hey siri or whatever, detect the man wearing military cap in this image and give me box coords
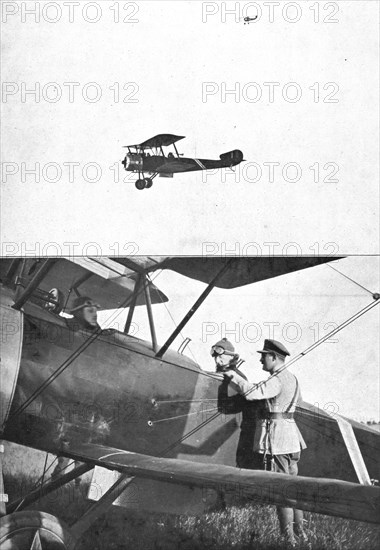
[224,339,307,546]
[257,338,290,357]
[66,296,101,332]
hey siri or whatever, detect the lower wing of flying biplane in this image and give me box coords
[121,133,244,189]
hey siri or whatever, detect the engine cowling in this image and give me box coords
[123,153,143,171]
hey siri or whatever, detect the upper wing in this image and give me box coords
[0,257,169,312]
[115,257,343,289]
[64,442,380,524]
[157,257,343,288]
[125,134,185,149]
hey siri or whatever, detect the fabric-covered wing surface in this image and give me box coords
[115,257,342,289]
[156,257,341,288]
[64,443,380,524]
[124,134,185,149]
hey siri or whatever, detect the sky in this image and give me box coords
[1,0,379,255]
[97,255,380,422]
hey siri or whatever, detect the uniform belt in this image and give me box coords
[260,412,294,420]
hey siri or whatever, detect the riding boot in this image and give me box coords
[294,508,308,541]
[277,506,296,546]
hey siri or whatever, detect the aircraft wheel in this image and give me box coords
[144,178,153,188]
[0,511,76,550]
[135,179,145,190]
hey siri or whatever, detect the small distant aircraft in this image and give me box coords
[121,134,244,189]
[243,15,258,24]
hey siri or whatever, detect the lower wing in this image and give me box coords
[64,442,380,524]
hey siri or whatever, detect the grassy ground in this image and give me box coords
[3,474,380,550]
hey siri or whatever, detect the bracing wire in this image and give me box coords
[156,298,380,454]
[326,262,377,297]
[241,298,379,400]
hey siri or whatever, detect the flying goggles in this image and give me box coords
[70,299,100,313]
[210,345,236,357]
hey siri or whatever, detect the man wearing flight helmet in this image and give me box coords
[66,296,101,332]
[210,337,243,375]
[224,339,307,546]
[213,338,266,471]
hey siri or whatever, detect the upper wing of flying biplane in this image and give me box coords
[124,134,185,150]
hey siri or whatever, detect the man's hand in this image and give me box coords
[223,370,234,379]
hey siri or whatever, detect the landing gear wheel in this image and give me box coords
[0,511,76,550]
[144,178,153,188]
[135,179,145,190]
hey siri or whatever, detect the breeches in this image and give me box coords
[237,451,300,474]
[269,451,301,475]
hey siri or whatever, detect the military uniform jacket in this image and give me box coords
[229,369,306,455]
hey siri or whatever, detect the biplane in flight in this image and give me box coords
[121,134,244,189]
[0,256,379,549]
[243,15,258,24]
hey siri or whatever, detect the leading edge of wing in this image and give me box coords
[125,134,185,149]
[65,443,379,524]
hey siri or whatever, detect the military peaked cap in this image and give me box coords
[257,339,290,357]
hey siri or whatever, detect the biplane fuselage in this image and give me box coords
[122,151,244,175]
[2,286,379,485]
[121,134,244,189]
[3,292,238,467]
[243,16,258,24]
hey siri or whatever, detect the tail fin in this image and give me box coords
[219,149,244,165]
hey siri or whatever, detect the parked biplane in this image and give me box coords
[121,134,244,189]
[0,256,379,549]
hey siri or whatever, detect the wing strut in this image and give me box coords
[335,417,372,485]
[156,259,234,358]
[12,259,55,310]
[7,463,94,514]
[70,474,134,540]
[124,273,143,334]
[144,275,158,352]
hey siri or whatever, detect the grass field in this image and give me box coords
[4,473,380,550]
